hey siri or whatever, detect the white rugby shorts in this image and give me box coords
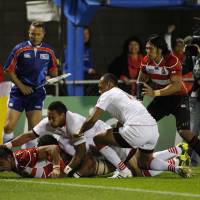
[119,125,159,150]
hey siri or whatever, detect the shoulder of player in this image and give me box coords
[33,117,49,132]
[14,147,37,160]
[164,53,180,68]
[66,111,86,121]
[39,117,49,125]
[98,87,119,102]
[40,43,55,53]
[12,41,30,53]
[141,55,149,66]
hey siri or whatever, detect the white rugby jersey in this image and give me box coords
[96,87,157,126]
[33,111,111,146]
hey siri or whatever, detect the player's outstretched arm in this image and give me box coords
[4,131,37,149]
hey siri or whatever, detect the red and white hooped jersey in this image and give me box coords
[14,147,65,178]
[141,54,187,95]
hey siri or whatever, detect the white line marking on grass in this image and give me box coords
[2,179,200,198]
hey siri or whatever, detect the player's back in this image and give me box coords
[97,87,156,126]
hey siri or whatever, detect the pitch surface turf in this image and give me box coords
[0,167,200,200]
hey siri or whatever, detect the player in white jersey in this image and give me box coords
[78,73,191,178]
[2,101,132,177]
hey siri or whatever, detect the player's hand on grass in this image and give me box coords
[51,166,60,178]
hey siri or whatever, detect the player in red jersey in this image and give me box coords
[0,145,64,178]
[136,35,200,157]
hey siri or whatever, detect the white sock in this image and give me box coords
[171,158,179,166]
[143,151,181,177]
[99,146,129,173]
[142,156,180,177]
[153,146,181,160]
[3,132,14,143]
[150,157,176,172]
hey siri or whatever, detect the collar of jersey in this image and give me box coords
[28,40,43,48]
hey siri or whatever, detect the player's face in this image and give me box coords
[98,78,109,94]
[29,25,45,46]
[48,110,66,128]
[145,41,158,60]
[0,157,13,171]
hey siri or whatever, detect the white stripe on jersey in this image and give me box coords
[145,65,169,75]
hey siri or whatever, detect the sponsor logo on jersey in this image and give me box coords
[40,54,49,60]
[24,53,31,58]
[146,65,155,73]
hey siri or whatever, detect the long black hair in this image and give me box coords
[0,146,13,159]
[147,34,170,56]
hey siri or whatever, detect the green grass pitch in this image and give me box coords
[0,167,200,200]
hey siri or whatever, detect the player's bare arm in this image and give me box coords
[79,107,103,136]
[4,131,37,148]
[142,74,182,97]
[64,142,86,176]
[37,145,61,178]
[6,71,34,95]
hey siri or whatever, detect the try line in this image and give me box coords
[1,179,200,198]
